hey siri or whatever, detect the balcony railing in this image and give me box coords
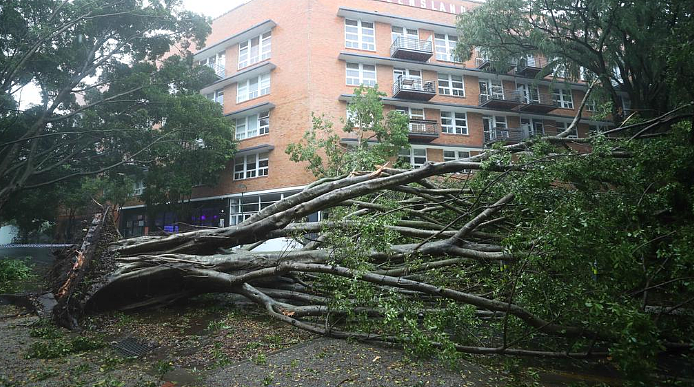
[484,127,546,145]
[479,90,523,109]
[408,119,438,142]
[204,62,226,78]
[390,37,433,61]
[517,92,558,113]
[393,76,436,101]
[515,57,548,78]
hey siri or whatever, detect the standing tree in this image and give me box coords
[286,85,409,177]
[0,0,235,215]
[454,0,694,122]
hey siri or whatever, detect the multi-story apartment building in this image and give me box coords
[119,0,616,237]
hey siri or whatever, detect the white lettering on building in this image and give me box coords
[374,0,467,15]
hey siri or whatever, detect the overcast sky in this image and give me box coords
[181,0,249,18]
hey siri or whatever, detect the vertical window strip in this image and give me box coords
[345,19,375,51]
[552,88,574,109]
[440,111,468,135]
[434,34,458,62]
[233,152,270,180]
[237,74,271,103]
[438,74,464,96]
[236,111,270,140]
[346,63,376,87]
[238,31,272,69]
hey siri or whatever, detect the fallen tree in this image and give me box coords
[48,102,694,385]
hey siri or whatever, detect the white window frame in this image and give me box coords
[238,31,272,69]
[131,180,145,196]
[199,52,226,77]
[233,152,269,180]
[206,90,224,105]
[346,63,376,87]
[438,73,465,97]
[235,111,270,140]
[516,83,541,104]
[440,111,468,135]
[434,33,458,62]
[345,19,375,51]
[557,121,578,138]
[479,79,504,101]
[552,88,574,109]
[395,106,426,133]
[398,147,427,168]
[237,73,271,103]
[443,149,472,173]
[520,118,545,137]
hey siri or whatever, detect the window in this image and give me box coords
[440,111,468,135]
[516,83,540,104]
[391,26,418,49]
[557,122,578,138]
[345,19,375,51]
[395,107,425,132]
[443,149,472,173]
[398,147,427,168]
[238,31,272,69]
[233,152,269,180]
[585,97,597,112]
[237,73,271,103]
[235,111,270,140]
[206,90,224,105]
[479,79,504,101]
[589,124,606,136]
[483,115,508,141]
[438,74,464,96]
[552,88,574,109]
[520,118,544,137]
[443,150,471,161]
[131,180,145,196]
[434,34,458,62]
[346,63,376,86]
[198,52,226,77]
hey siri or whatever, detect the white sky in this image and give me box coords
[180,0,250,18]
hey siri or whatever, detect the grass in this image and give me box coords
[0,258,33,293]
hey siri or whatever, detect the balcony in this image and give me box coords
[408,119,438,142]
[484,127,544,145]
[393,76,436,101]
[390,37,434,62]
[475,57,491,70]
[204,62,226,78]
[517,93,558,113]
[515,57,548,78]
[479,90,523,110]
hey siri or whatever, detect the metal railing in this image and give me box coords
[390,36,433,56]
[479,90,523,105]
[516,57,548,74]
[520,92,556,106]
[393,76,436,97]
[408,119,438,136]
[484,127,545,144]
[204,62,226,78]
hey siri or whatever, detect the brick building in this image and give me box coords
[119,0,616,237]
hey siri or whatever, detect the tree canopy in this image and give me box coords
[455,0,694,122]
[286,85,409,177]
[0,0,236,222]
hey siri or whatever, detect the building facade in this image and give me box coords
[119,0,615,237]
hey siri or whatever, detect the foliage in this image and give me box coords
[0,258,33,292]
[286,85,409,177]
[455,0,694,120]
[0,0,236,222]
